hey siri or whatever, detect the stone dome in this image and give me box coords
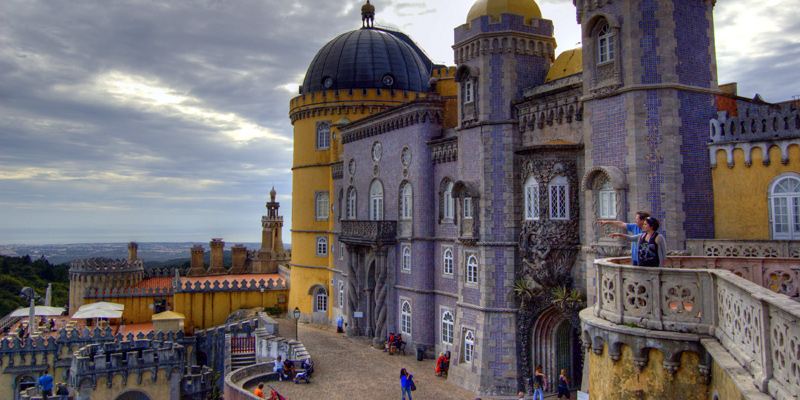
[301,28,434,94]
[466,0,542,24]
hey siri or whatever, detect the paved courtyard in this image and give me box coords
[247,320,477,400]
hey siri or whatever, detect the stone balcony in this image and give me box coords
[339,220,397,246]
[583,256,800,399]
[687,239,800,259]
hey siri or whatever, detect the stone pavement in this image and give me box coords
[246,320,476,400]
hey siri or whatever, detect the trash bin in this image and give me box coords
[416,346,425,361]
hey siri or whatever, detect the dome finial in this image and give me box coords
[361,0,375,28]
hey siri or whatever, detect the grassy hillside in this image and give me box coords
[0,255,69,317]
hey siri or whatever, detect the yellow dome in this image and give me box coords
[466,0,542,24]
[545,48,582,82]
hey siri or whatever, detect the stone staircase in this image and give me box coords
[230,351,256,370]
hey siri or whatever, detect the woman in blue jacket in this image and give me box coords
[400,368,414,400]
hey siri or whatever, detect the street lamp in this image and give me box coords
[292,307,301,341]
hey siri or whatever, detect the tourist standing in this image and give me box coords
[557,369,570,399]
[273,356,285,381]
[599,211,650,265]
[532,365,546,400]
[400,368,414,400]
[610,217,666,267]
[38,372,53,400]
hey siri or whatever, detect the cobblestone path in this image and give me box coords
[246,321,477,400]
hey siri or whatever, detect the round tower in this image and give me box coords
[68,257,144,314]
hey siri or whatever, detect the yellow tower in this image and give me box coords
[288,1,453,319]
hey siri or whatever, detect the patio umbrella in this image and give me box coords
[78,302,124,311]
[9,306,66,318]
[71,309,123,319]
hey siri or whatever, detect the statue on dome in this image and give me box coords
[361,0,375,28]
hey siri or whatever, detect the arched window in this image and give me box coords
[442,310,454,345]
[770,174,800,239]
[443,181,455,220]
[402,246,411,271]
[597,22,615,63]
[314,287,328,312]
[443,248,454,275]
[316,122,330,149]
[464,80,474,104]
[338,281,345,308]
[463,329,475,363]
[316,237,328,256]
[524,176,540,220]
[346,187,357,220]
[466,255,478,284]
[315,191,329,220]
[598,180,617,219]
[400,182,413,220]
[549,176,569,220]
[400,300,412,335]
[370,180,384,221]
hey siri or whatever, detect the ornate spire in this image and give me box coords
[361,0,375,28]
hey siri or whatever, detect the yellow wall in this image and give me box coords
[708,358,745,400]
[0,353,71,397]
[173,290,287,330]
[713,144,800,239]
[85,296,166,324]
[588,344,708,400]
[85,369,173,400]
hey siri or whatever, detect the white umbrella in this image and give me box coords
[71,308,123,319]
[78,302,124,312]
[9,306,65,318]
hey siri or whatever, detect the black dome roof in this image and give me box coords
[301,28,435,94]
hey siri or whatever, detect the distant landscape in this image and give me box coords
[0,242,290,265]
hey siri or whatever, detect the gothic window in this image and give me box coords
[525,176,540,220]
[400,300,412,335]
[597,22,615,64]
[464,80,474,104]
[370,180,384,221]
[549,176,569,220]
[402,246,411,271]
[338,281,344,308]
[770,174,800,239]
[400,182,413,220]
[315,191,329,220]
[463,197,473,219]
[314,287,328,312]
[316,237,328,256]
[443,248,454,275]
[443,181,455,220]
[316,122,331,150]
[598,180,617,219]
[347,187,357,220]
[466,255,478,284]
[442,310,454,345]
[463,329,475,363]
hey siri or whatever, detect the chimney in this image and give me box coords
[188,245,205,276]
[208,238,226,274]
[230,245,247,274]
[128,242,139,261]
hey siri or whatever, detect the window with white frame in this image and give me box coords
[463,329,475,363]
[315,192,329,220]
[443,248,454,275]
[770,174,800,240]
[316,237,328,256]
[463,197,473,219]
[316,122,331,150]
[402,246,411,271]
[400,182,412,220]
[370,180,384,221]
[338,281,344,308]
[400,300,412,335]
[441,310,454,345]
[549,176,569,220]
[598,22,615,64]
[314,287,328,312]
[464,80,474,104]
[346,187,357,220]
[524,176,540,220]
[466,255,478,284]
[598,180,617,219]
[443,181,455,220]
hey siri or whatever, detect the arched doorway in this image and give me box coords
[531,307,580,392]
[17,375,35,399]
[115,389,152,400]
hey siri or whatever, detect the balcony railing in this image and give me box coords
[591,256,800,398]
[340,220,397,246]
[686,239,800,259]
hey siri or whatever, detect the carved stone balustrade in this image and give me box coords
[340,220,397,246]
[587,256,800,398]
[687,239,800,259]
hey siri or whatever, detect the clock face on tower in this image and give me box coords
[372,142,382,162]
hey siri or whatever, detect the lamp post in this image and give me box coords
[292,307,301,341]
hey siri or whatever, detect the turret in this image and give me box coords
[127,241,138,261]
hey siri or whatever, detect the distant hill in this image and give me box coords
[0,242,291,264]
[0,255,69,317]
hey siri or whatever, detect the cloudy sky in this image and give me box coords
[0,0,797,244]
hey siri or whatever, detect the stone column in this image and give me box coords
[208,238,226,275]
[345,245,360,336]
[188,245,206,276]
[373,246,388,347]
